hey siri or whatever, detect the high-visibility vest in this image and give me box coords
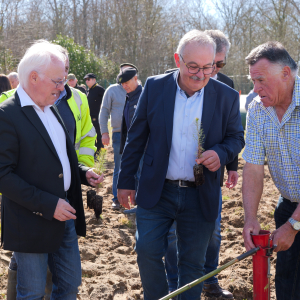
[0,88,96,167]
[69,87,96,167]
[0,89,16,103]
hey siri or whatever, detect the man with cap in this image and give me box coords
[84,73,105,153]
[99,63,138,210]
[67,73,86,94]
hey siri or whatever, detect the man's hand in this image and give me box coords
[53,198,76,221]
[243,218,261,251]
[102,133,110,146]
[225,170,239,189]
[117,189,136,209]
[86,169,104,186]
[270,222,298,252]
[195,150,220,172]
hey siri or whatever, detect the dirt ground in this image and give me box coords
[0,146,279,299]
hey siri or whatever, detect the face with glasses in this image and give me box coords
[174,42,215,96]
[29,59,66,110]
[211,51,227,77]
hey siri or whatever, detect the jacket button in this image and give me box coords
[58,173,63,178]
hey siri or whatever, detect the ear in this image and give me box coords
[282,66,291,81]
[29,71,39,85]
[174,53,180,68]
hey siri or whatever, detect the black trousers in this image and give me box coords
[92,118,103,152]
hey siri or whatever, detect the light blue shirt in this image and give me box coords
[166,71,204,181]
[55,88,67,105]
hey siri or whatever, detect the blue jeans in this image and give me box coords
[165,222,178,292]
[274,196,300,300]
[165,188,222,288]
[135,182,215,300]
[14,219,81,300]
[112,132,122,202]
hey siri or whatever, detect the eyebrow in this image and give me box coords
[187,60,214,67]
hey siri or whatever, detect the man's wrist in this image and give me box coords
[102,132,109,136]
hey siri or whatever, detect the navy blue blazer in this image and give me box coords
[117,71,245,221]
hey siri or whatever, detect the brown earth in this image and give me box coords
[0,147,279,299]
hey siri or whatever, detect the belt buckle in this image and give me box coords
[178,180,187,188]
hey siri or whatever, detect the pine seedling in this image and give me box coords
[194,118,205,159]
[94,148,107,190]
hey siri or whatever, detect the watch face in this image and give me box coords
[294,222,300,230]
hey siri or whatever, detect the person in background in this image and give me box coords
[99,63,138,210]
[0,74,12,95]
[7,72,19,89]
[245,89,258,111]
[242,41,300,300]
[67,73,86,94]
[84,73,105,154]
[0,74,16,103]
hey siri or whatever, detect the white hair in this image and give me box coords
[18,41,66,89]
[7,72,19,81]
[176,29,216,57]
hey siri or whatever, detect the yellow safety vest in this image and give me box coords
[0,89,16,104]
[69,87,96,167]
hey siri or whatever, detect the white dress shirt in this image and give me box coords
[17,86,71,191]
[166,71,204,181]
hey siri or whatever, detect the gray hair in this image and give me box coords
[246,41,298,77]
[205,30,231,55]
[18,41,66,89]
[176,29,216,57]
[7,72,19,81]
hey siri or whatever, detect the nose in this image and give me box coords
[57,82,65,92]
[253,82,261,94]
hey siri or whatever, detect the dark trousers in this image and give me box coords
[274,196,300,300]
[92,118,103,152]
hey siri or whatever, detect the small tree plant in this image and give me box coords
[193,118,205,186]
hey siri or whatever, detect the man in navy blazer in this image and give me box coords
[118,30,244,300]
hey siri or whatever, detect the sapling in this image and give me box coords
[193,118,205,186]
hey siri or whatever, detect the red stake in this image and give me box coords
[251,230,274,300]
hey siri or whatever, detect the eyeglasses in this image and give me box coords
[43,74,68,89]
[50,78,68,89]
[85,78,92,81]
[180,54,215,75]
[215,60,226,68]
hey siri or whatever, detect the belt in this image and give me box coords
[165,179,196,188]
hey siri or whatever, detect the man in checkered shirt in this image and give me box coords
[242,41,300,300]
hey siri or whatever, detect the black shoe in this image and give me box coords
[203,283,234,299]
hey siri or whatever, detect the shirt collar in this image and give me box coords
[212,74,218,80]
[17,85,50,112]
[175,69,204,98]
[55,88,67,105]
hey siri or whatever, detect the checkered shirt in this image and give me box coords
[243,76,300,202]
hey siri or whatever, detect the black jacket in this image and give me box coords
[216,73,239,186]
[120,85,143,154]
[74,84,87,95]
[87,83,105,118]
[0,92,89,253]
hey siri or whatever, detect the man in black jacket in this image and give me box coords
[84,73,105,153]
[0,42,103,299]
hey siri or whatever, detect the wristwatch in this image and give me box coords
[288,218,300,230]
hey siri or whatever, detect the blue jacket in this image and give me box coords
[117,71,244,221]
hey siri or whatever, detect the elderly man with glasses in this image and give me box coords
[164,29,238,299]
[117,29,244,300]
[0,41,103,299]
